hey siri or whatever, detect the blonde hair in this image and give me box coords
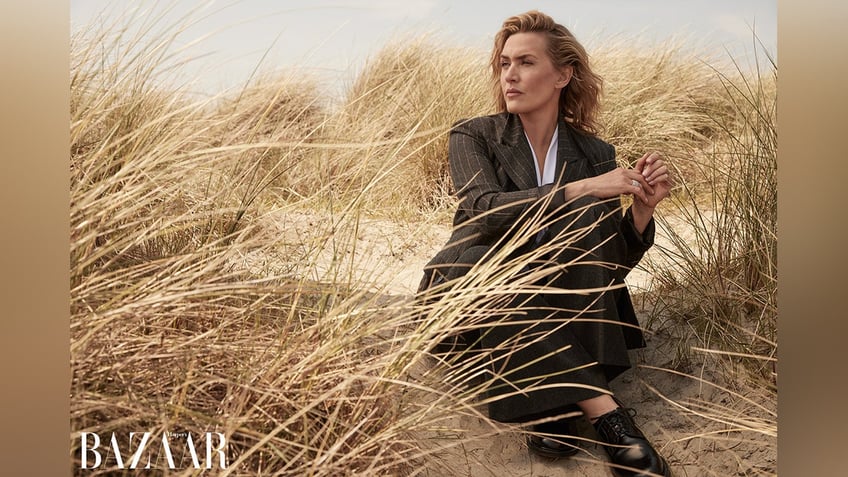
[491,10,603,135]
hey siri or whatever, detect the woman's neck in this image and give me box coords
[519,109,559,160]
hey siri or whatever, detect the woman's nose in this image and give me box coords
[503,64,517,82]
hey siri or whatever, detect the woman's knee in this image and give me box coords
[548,198,625,262]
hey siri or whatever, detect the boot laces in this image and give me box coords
[597,407,641,444]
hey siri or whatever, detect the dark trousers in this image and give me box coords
[433,197,638,423]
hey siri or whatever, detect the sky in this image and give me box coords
[70,0,777,97]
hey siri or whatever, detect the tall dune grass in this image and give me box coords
[314,37,493,218]
[209,73,329,204]
[639,44,777,474]
[593,39,734,180]
[69,15,533,475]
[70,5,776,475]
[645,48,777,383]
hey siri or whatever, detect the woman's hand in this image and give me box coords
[563,151,672,207]
[632,151,671,209]
[629,151,672,233]
[562,151,672,234]
[565,165,654,203]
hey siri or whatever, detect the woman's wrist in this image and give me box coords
[563,179,589,202]
[630,201,655,235]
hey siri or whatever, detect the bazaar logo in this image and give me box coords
[78,431,228,470]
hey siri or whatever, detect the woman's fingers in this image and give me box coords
[634,152,651,173]
[641,153,672,186]
[644,166,668,185]
[652,173,669,185]
[597,166,666,201]
[645,151,663,164]
[626,170,653,201]
[625,151,673,206]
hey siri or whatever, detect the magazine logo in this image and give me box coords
[79,431,228,470]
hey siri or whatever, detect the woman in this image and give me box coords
[418,10,673,477]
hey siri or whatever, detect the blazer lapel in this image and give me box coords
[489,114,538,190]
[556,121,589,185]
[488,114,591,190]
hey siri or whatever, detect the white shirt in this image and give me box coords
[524,125,558,186]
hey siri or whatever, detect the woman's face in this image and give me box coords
[499,32,571,118]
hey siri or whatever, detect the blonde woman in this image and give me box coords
[419,10,672,477]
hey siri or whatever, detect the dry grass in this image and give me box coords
[209,73,329,202]
[70,5,776,475]
[305,36,494,219]
[589,39,748,198]
[639,44,777,474]
[69,15,504,475]
[645,48,777,382]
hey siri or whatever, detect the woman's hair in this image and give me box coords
[491,10,603,136]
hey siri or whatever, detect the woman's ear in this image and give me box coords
[557,65,574,88]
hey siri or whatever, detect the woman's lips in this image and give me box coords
[505,88,522,97]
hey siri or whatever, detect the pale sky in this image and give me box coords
[70,0,777,97]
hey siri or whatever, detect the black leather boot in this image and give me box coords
[593,407,671,477]
[527,415,580,459]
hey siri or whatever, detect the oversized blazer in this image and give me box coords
[418,112,654,350]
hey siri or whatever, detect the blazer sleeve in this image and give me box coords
[620,206,655,271]
[584,136,655,273]
[449,123,565,238]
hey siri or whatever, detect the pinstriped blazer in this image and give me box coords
[418,112,654,293]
